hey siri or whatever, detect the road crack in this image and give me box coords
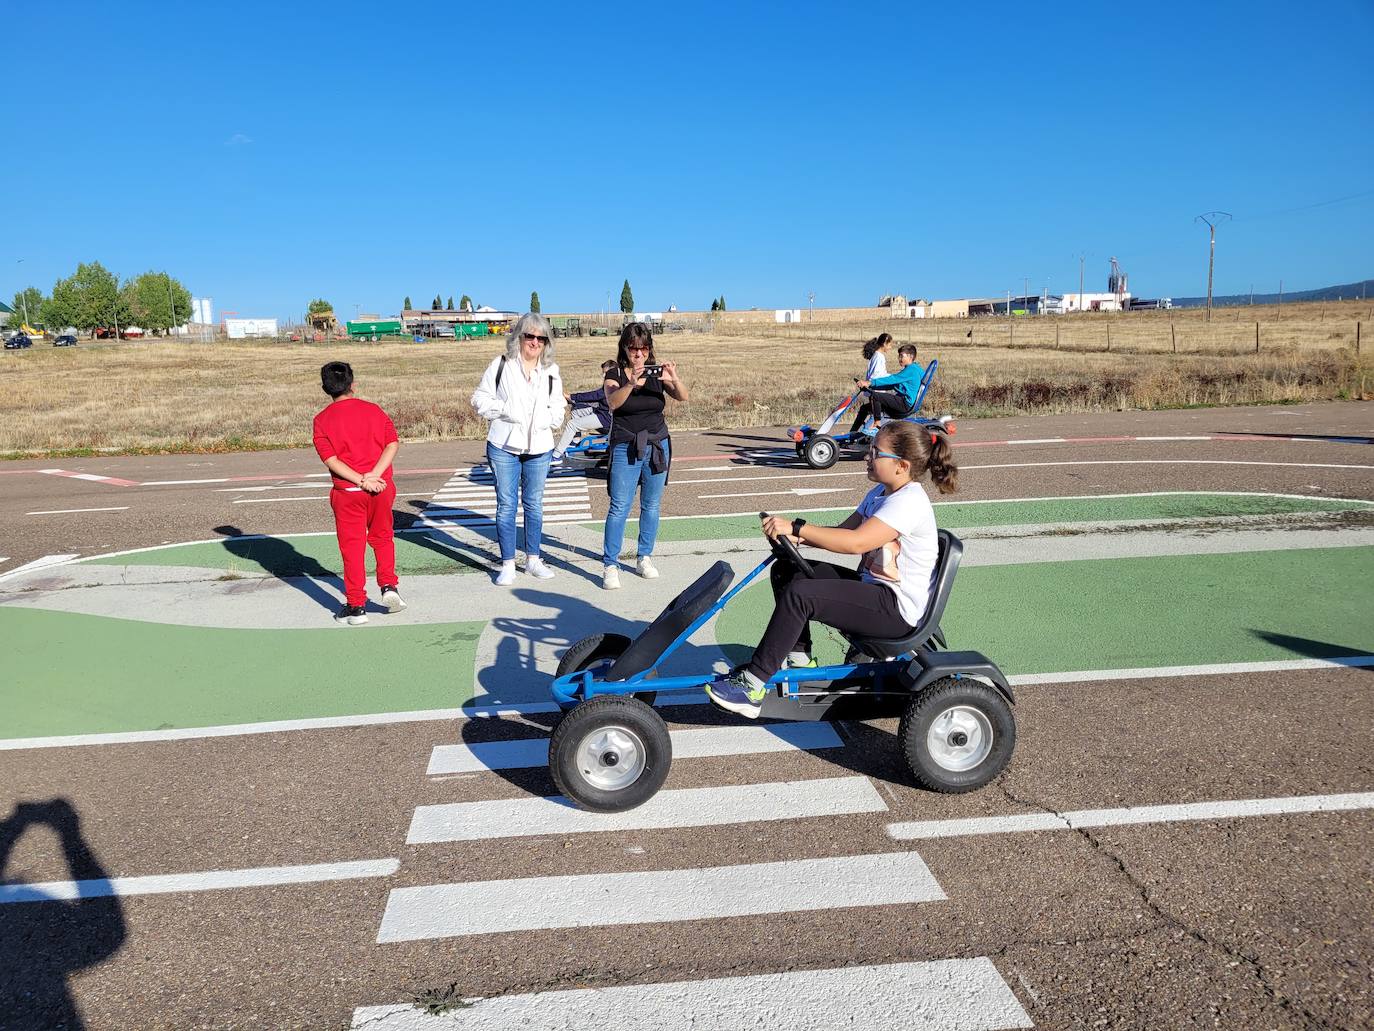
[995,781,1339,1029]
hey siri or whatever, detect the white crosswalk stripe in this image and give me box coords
[416,463,593,528]
[407,775,887,843]
[377,850,945,942]
[350,958,1033,1030]
[426,721,842,774]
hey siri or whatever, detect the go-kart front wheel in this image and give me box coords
[802,433,839,469]
[898,678,1015,793]
[549,695,672,812]
[556,633,655,708]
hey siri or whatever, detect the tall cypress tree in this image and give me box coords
[619,279,634,314]
[403,295,412,311]
[530,291,541,313]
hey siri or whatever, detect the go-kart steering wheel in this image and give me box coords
[760,512,815,578]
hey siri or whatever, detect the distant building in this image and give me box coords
[0,301,13,328]
[224,317,279,338]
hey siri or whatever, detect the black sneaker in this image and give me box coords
[334,604,368,626]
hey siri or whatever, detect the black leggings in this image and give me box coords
[746,559,914,680]
[847,388,910,434]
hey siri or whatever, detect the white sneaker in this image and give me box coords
[602,565,621,590]
[494,560,516,586]
[636,555,659,579]
[380,586,407,612]
[526,556,555,579]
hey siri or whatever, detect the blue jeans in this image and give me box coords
[602,440,669,567]
[486,442,551,562]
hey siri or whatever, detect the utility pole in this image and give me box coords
[808,291,815,322]
[1078,253,1085,313]
[1194,211,1231,323]
[1022,276,1029,313]
[1278,279,1283,307]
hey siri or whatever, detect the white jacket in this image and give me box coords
[471,355,566,454]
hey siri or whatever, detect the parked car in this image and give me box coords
[4,333,33,349]
[53,333,78,347]
[123,326,146,338]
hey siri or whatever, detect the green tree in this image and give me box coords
[447,296,455,310]
[459,294,473,312]
[307,298,333,315]
[530,291,541,313]
[709,298,719,312]
[718,295,726,312]
[403,295,412,311]
[10,286,46,328]
[432,295,442,310]
[620,279,634,314]
[125,272,194,333]
[42,262,128,334]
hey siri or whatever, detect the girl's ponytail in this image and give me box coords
[861,336,880,360]
[927,430,959,494]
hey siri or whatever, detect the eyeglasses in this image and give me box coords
[522,333,549,344]
[867,446,902,462]
[626,345,650,353]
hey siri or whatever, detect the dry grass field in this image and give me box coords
[1,300,1369,457]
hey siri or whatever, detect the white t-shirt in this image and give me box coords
[864,351,888,381]
[855,481,939,626]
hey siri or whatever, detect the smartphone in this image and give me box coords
[643,364,664,378]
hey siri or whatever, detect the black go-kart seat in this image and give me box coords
[605,561,735,680]
[846,530,962,659]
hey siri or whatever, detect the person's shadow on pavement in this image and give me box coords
[0,798,127,1031]
[212,524,341,613]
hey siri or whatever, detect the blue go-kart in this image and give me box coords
[548,522,1016,812]
[560,431,610,471]
[787,359,954,470]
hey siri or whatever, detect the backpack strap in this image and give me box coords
[494,356,506,392]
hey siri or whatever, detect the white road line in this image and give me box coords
[426,723,843,774]
[141,478,232,485]
[349,957,1032,1030]
[0,858,398,904]
[214,483,328,493]
[231,496,330,504]
[376,850,942,942]
[0,553,82,582]
[887,790,1374,841]
[1008,437,1066,444]
[410,513,591,528]
[408,775,886,843]
[8,656,1373,751]
[419,503,591,515]
[26,507,129,515]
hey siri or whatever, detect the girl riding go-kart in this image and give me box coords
[708,419,957,718]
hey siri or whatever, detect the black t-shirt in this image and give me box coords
[607,366,667,444]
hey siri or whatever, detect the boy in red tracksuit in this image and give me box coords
[312,361,405,625]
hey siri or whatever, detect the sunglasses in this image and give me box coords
[626,345,650,353]
[522,333,549,344]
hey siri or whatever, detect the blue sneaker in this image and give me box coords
[706,670,767,719]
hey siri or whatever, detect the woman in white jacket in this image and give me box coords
[470,313,566,585]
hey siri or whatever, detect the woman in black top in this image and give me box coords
[600,322,689,590]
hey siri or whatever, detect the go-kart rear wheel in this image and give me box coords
[549,695,672,812]
[802,434,839,469]
[898,678,1015,793]
[556,633,655,709]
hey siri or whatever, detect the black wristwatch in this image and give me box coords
[792,517,807,539]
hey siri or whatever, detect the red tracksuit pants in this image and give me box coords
[330,483,397,607]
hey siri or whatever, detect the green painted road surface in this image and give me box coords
[85,530,489,577]
[589,492,1373,544]
[4,493,1371,743]
[1,609,482,738]
[716,546,1374,673]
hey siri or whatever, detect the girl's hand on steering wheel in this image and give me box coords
[761,514,793,540]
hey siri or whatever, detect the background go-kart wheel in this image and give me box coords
[556,633,655,708]
[802,434,838,469]
[549,696,672,812]
[898,678,1015,793]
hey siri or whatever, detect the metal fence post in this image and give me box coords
[1171,321,1176,353]
[1255,321,1260,354]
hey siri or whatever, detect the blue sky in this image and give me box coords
[5,0,1371,320]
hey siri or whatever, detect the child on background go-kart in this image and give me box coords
[553,358,618,464]
[845,333,894,434]
[708,419,958,719]
[853,343,924,428]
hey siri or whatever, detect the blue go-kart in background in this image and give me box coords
[547,522,1016,812]
[787,359,955,469]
